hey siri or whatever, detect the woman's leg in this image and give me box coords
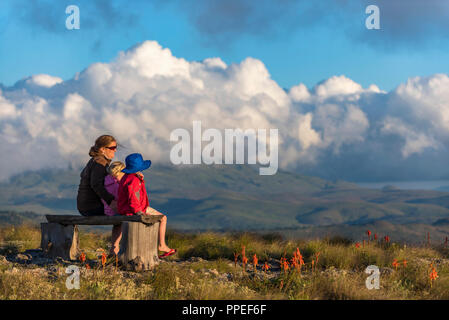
[145,207,172,252]
[110,224,122,255]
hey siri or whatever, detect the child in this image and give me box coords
[102,161,125,255]
[117,153,176,258]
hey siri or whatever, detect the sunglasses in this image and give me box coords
[105,145,117,151]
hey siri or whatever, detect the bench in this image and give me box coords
[41,214,163,271]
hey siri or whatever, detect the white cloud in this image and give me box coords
[0,40,448,182]
[314,75,362,97]
[0,94,18,119]
[391,74,449,135]
[25,74,63,88]
[381,116,439,157]
[289,83,311,102]
[297,113,321,150]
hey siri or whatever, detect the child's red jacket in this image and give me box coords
[117,173,149,216]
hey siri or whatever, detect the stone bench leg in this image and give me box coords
[119,221,160,271]
[40,223,79,260]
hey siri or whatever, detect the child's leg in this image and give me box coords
[146,207,172,252]
[111,224,122,255]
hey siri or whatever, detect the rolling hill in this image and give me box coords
[0,164,449,244]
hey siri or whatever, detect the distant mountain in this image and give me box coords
[1,164,449,243]
[434,185,449,192]
[0,210,45,226]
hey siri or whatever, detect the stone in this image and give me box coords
[209,269,219,276]
[188,257,204,262]
[15,253,31,261]
[380,267,394,276]
[0,255,8,265]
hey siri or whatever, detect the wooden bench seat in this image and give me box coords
[45,214,162,225]
[41,214,163,271]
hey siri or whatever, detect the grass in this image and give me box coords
[0,224,41,255]
[0,225,448,299]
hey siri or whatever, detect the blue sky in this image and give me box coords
[1,0,449,91]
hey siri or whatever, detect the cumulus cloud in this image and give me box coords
[381,116,439,158]
[1,40,449,182]
[24,74,63,88]
[0,94,18,119]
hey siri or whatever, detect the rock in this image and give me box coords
[126,256,145,272]
[32,257,54,266]
[218,273,231,281]
[24,249,44,256]
[15,253,32,262]
[253,273,266,281]
[322,266,348,277]
[209,269,219,276]
[28,268,48,276]
[48,266,59,273]
[188,257,204,262]
[0,255,8,265]
[24,249,46,261]
[380,267,394,276]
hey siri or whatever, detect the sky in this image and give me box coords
[1,0,449,183]
[2,0,449,91]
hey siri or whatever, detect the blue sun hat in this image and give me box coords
[122,153,151,174]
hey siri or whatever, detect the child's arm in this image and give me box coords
[126,181,145,215]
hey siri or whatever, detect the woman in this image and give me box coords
[77,135,118,216]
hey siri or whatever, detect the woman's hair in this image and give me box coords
[89,135,116,157]
[108,161,125,177]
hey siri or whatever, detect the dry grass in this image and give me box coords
[0,226,448,300]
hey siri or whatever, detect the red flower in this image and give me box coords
[252,254,258,271]
[262,262,270,272]
[101,252,107,268]
[79,252,86,264]
[429,267,438,281]
[392,259,399,270]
